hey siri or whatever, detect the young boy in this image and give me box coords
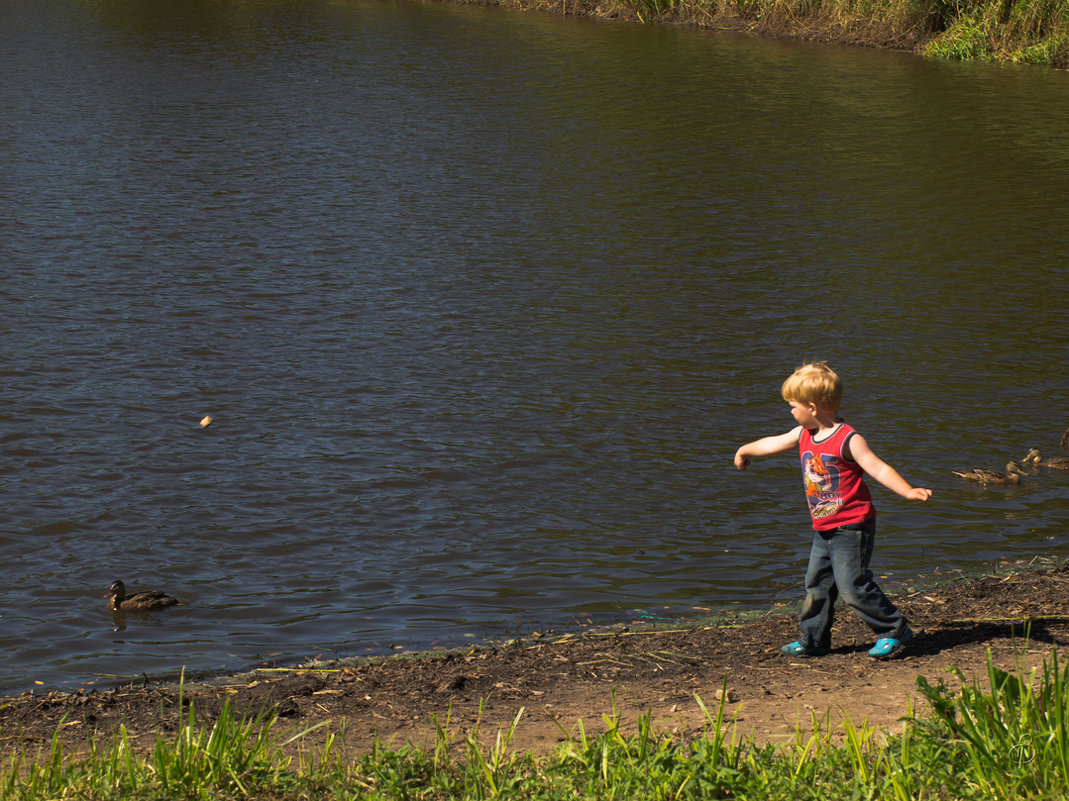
[733,362,932,659]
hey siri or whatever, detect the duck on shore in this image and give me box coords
[1022,448,1069,470]
[952,462,1028,485]
[107,580,181,612]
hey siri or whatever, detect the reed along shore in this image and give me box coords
[448,0,1069,67]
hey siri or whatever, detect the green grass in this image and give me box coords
[8,652,1069,800]
[921,0,1069,63]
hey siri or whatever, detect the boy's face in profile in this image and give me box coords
[788,399,820,429]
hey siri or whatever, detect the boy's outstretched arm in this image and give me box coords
[734,427,802,471]
[847,434,933,501]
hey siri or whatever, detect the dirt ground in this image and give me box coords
[4,563,1069,760]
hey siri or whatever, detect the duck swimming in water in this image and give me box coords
[952,462,1028,485]
[1022,448,1069,470]
[107,580,181,612]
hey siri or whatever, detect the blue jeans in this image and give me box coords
[798,518,908,649]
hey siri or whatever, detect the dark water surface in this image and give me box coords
[2,0,1067,693]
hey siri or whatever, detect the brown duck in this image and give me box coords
[1022,448,1069,470]
[952,462,1027,485]
[107,580,181,612]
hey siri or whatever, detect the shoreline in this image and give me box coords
[1,558,998,701]
[5,557,1069,758]
[439,0,1069,68]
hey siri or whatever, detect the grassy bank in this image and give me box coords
[7,649,1069,800]
[468,0,1069,67]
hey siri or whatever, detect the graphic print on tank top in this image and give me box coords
[802,452,843,520]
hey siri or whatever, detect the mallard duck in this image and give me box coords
[107,580,181,612]
[1061,427,1069,451]
[1022,448,1069,470]
[952,462,1027,485]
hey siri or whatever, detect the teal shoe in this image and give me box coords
[781,641,831,657]
[868,628,914,659]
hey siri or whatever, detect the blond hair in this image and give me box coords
[781,362,842,410]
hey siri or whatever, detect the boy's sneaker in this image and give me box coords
[781,640,831,657]
[868,628,914,660]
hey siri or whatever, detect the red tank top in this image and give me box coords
[799,423,875,530]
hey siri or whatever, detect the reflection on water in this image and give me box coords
[1,0,1067,694]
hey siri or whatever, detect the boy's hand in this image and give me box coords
[906,487,933,501]
[734,450,750,471]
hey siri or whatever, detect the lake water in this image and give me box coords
[2,0,1067,695]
